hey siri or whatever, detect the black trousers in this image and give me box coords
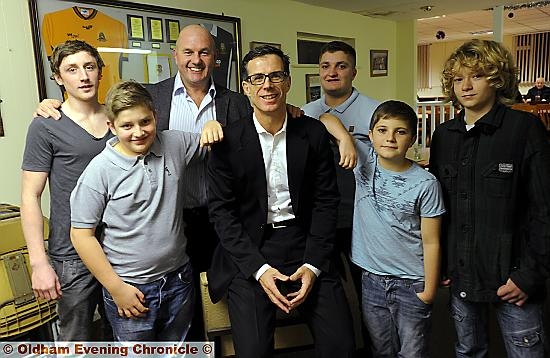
[226,225,355,358]
[182,206,219,341]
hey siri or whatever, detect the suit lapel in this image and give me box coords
[215,85,229,126]
[237,118,269,216]
[286,119,308,214]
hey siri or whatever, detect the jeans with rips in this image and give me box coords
[362,270,433,358]
[103,262,194,342]
[450,293,545,358]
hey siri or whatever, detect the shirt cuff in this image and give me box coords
[254,263,271,281]
[303,263,321,277]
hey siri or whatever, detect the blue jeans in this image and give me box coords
[52,258,110,341]
[362,270,432,358]
[103,262,194,342]
[450,294,545,358]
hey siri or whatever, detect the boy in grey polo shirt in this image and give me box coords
[70,81,222,341]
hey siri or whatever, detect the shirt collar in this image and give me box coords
[173,75,217,99]
[450,102,504,133]
[252,113,288,135]
[320,88,360,114]
[105,135,163,171]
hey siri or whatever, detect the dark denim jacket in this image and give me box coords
[430,103,550,302]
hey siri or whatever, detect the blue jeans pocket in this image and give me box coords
[409,281,432,307]
[509,330,541,348]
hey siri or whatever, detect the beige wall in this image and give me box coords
[421,35,515,97]
[0,0,416,211]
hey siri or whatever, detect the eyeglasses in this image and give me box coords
[246,71,288,85]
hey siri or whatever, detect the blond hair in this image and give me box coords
[441,39,519,108]
[104,80,155,121]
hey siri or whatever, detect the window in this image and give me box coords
[514,32,550,84]
[417,44,430,89]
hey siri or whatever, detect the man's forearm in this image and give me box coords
[21,195,49,266]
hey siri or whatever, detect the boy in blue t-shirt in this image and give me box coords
[70,80,222,342]
[321,100,445,357]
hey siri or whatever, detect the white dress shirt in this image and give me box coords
[251,113,320,280]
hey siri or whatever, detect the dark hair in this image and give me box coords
[49,40,104,80]
[370,100,418,138]
[241,45,290,79]
[441,39,519,107]
[319,41,356,68]
[104,80,155,121]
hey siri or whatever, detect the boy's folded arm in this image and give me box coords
[319,113,357,169]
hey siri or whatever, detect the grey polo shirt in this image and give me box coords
[70,131,202,284]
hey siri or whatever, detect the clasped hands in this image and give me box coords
[258,266,316,314]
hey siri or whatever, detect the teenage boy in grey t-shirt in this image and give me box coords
[21,40,112,341]
[70,81,223,341]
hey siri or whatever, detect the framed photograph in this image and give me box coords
[127,15,144,41]
[370,49,388,77]
[28,0,243,103]
[250,41,281,50]
[166,19,180,43]
[305,74,322,103]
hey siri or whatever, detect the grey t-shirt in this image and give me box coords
[21,112,112,260]
[350,139,445,279]
[70,131,202,284]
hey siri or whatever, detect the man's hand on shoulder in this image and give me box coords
[33,99,62,119]
[258,267,291,313]
[286,104,304,119]
[287,265,316,309]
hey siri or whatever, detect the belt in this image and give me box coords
[266,218,298,229]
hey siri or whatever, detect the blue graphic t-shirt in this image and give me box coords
[350,138,445,279]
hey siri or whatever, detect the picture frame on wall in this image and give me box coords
[305,74,322,103]
[250,41,281,50]
[370,49,388,77]
[147,17,164,42]
[127,15,145,41]
[166,19,180,43]
[28,0,243,103]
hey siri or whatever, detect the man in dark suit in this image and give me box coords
[207,45,355,358]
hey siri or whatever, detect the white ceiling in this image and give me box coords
[292,0,550,43]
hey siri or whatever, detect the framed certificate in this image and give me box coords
[166,19,180,43]
[127,15,144,40]
[147,17,164,42]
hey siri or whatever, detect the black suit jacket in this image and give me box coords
[144,76,251,130]
[206,114,339,303]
